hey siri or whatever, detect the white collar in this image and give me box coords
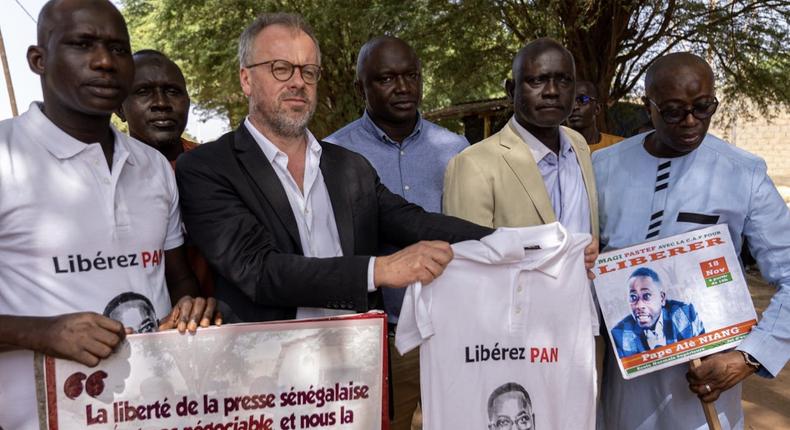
[244,117,321,163]
[20,102,135,165]
[509,116,573,161]
[454,222,572,278]
[644,312,666,339]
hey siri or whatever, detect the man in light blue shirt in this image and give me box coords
[325,36,468,429]
[325,36,468,322]
[594,52,789,429]
[325,36,467,214]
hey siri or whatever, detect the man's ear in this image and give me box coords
[641,96,652,117]
[239,67,252,97]
[354,79,365,101]
[27,45,46,76]
[505,79,515,101]
[116,105,127,122]
[660,291,666,305]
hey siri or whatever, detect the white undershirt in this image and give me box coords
[644,312,667,350]
[244,119,375,319]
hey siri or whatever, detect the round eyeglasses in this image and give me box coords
[245,59,322,85]
[646,97,719,124]
[491,414,532,430]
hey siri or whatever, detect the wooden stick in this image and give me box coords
[690,358,722,430]
[0,25,18,117]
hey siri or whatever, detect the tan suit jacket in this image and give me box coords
[443,122,598,236]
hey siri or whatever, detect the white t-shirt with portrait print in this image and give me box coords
[396,223,597,430]
[0,103,182,430]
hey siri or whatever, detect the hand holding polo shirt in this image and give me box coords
[175,121,491,323]
[325,110,468,322]
[396,223,597,429]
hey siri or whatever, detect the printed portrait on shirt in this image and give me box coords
[487,382,535,430]
[611,267,705,358]
[103,292,158,333]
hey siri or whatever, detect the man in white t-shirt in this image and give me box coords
[0,1,216,429]
[396,223,596,429]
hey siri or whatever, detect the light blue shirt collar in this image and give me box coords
[509,116,574,162]
[360,109,423,145]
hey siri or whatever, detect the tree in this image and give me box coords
[418,0,789,128]
[122,0,789,135]
[122,0,428,138]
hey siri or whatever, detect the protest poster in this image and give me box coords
[35,312,388,430]
[593,225,757,379]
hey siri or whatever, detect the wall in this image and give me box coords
[709,108,790,202]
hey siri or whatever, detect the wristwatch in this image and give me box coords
[740,350,761,370]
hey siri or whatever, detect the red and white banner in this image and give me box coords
[36,312,388,430]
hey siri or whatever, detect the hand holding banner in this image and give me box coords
[36,312,388,430]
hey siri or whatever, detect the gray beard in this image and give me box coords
[265,108,312,138]
[256,90,316,139]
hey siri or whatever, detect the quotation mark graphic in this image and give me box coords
[64,370,108,399]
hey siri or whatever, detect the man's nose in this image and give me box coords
[151,89,171,110]
[679,110,698,127]
[542,79,560,97]
[394,75,409,93]
[90,44,116,71]
[288,67,308,88]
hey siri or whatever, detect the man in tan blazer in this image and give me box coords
[444,38,598,259]
[444,38,603,398]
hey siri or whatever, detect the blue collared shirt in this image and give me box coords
[325,110,468,214]
[509,117,592,235]
[594,132,790,430]
[325,111,468,321]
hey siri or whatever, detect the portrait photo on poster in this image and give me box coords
[593,225,757,379]
[611,266,706,358]
[103,292,158,334]
[487,382,535,430]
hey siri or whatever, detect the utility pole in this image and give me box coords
[0,25,19,117]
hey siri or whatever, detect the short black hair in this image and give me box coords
[512,37,575,79]
[355,36,419,81]
[133,49,168,59]
[629,267,661,284]
[487,382,532,420]
[575,80,599,98]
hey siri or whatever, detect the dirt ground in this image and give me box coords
[742,270,790,429]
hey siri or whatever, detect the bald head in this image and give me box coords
[512,37,575,79]
[132,50,185,80]
[642,52,717,157]
[38,0,126,46]
[121,49,190,157]
[354,36,422,135]
[356,36,419,80]
[645,52,714,98]
[507,37,576,138]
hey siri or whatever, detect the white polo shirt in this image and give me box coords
[396,223,596,430]
[0,103,183,430]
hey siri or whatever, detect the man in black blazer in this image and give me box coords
[176,12,491,323]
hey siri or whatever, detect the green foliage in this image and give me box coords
[122,0,436,137]
[122,0,790,136]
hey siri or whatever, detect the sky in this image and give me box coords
[0,0,229,142]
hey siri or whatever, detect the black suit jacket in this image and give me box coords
[176,124,491,323]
